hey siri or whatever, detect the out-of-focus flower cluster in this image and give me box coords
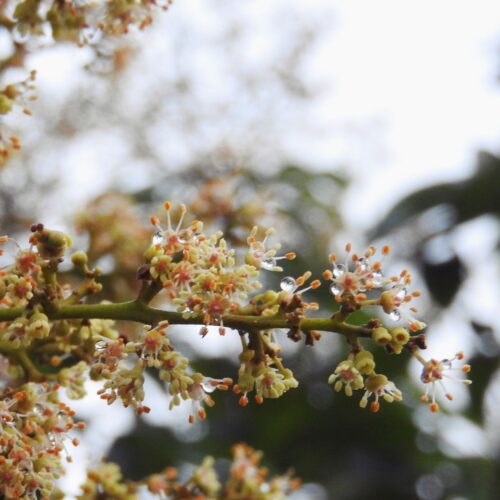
[0,71,36,166]
[1,0,174,44]
[0,1,173,168]
[0,382,84,499]
[74,193,151,301]
[78,443,300,499]
[189,172,270,246]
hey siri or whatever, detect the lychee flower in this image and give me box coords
[134,321,171,368]
[254,366,298,401]
[328,360,364,396]
[150,201,202,254]
[359,374,403,412]
[379,270,426,332]
[324,243,390,298]
[415,351,472,412]
[245,226,295,272]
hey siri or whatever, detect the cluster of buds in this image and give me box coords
[0,383,84,499]
[234,331,298,406]
[328,350,402,412]
[92,321,232,422]
[79,443,299,499]
[328,345,472,414]
[249,271,321,324]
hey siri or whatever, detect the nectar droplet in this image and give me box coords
[329,282,342,296]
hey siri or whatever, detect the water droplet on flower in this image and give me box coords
[357,258,369,272]
[371,270,384,286]
[394,287,407,300]
[442,359,452,369]
[389,309,401,321]
[152,231,164,245]
[80,26,102,45]
[280,277,297,293]
[201,382,217,393]
[12,25,29,44]
[329,282,342,296]
[177,236,188,244]
[333,264,345,278]
[260,258,276,271]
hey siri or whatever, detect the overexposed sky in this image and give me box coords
[23,0,500,233]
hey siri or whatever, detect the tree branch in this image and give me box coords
[0,301,372,338]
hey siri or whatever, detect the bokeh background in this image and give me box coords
[1,0,500,498]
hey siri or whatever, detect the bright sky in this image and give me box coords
[22,0,500,235]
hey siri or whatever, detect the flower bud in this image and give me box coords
[35,229,72,258]
[354,350,375,374]
[380,291,395,314]
[390,327,410,345]
[372,327,392,345]
[71,250,88,268]
[364,373,389,393]
[0,94,13,115]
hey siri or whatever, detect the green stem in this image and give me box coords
[13,349,45,382]
[136,281,162,304]
[0,300,372,338]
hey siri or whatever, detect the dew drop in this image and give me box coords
[201,382,217,394]
[371,270,384,286]
[389,309,401,321]
[329,282,342,296]
[333,264,345,278]
[12,25,29,44]
[280,276,297,293]
[152,231,164,245]
[442,359,452,369]
[394,287,407,300]
[80,26,102,45]
[357,257,369,272]
[260,258,276,271]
